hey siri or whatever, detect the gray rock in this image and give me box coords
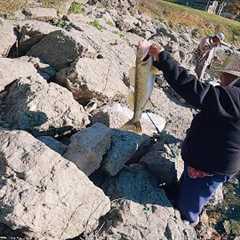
[37,136,67,155]
[140,138,184,185]
[98,0,139,14]
[180,33,192,44]
[91,103,166,136]
[102,165,197,240]
[104,164,171,204]
[17,20,61,56]
[64,123,112,176]
[0,20,17,57]
[102,129,144,176]
[0,129,110,240]
[1,75,89,137]
[27,30,85,71]
[22,7,58,21]
[0,58,38,92]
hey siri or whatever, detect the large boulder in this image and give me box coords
[26,30,86,71]
[57,58,129,103]
[91,103,166,136]
[64,123,112,176]
[17,20,61,56]
[56,18,135,102]
[1,75,89,137]
[102,165,197,240]
[140,135,184,185]
[0,20,17,57]
[0,129,110,239]
[0,58,38,92]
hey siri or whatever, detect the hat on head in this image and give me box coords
[215,32,225,42]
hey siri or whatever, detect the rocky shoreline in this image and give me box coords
[0,1,239,239]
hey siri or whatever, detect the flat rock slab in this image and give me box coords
[0,129,110,240]
[23,7,58,21]
[1,75,89,137]
[91,103,166,136]
[64,123,112,176]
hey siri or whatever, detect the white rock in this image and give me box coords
[57,57,129,103]
[0,129,110,239]
[91,103,166,136]
[64,123,112,175]
[2,75,89,137]
[56,18,135,102]
[0,58,38,92]
[23,7,58,21]
[0,20,17,57]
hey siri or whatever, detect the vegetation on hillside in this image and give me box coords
[0,0,69,14]
[139,0,240,46]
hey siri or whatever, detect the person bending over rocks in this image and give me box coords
[194,32,225,80]
[148,43,240,225]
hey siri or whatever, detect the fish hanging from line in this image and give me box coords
[121,40,160,133]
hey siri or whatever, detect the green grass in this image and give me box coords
[0,0,77,14]
[68,2,84,14]
[139,0,240,46]
[89,19,103,31]
[0,0,28,14]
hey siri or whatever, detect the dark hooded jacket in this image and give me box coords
[154,51,240,176]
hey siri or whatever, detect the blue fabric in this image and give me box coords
[176,164,228,223]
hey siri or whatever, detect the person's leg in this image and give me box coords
[176,166,228,224]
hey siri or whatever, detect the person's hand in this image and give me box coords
[148,44,162,61]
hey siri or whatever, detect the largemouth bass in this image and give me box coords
[122,40,159,133]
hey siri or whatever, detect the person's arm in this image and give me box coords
[153,50,240,119]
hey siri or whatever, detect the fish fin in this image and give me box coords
[121,120,142,133]
[128,67,136,87]
[127,89,135,110]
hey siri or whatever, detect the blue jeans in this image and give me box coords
[176,164,229,223]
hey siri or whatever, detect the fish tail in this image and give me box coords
[121,119,142,133]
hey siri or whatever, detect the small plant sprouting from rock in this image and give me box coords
[90,20,103,31]
[50,19,72,31]
[69,2,85,14]
[106,20,114,27]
